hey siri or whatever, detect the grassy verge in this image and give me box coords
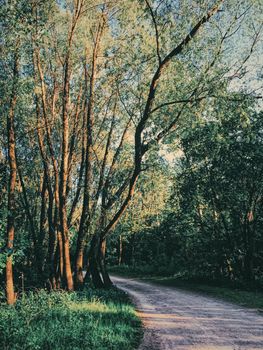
[109,265,263,310]
[0,287,142,350]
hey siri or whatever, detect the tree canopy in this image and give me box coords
[0,0,262,304]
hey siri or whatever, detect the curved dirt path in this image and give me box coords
[111,276,263,350]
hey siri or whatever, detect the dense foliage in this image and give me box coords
[0,0,262,305]
[109,100,263,287]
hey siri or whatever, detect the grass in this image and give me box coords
[109,265,263,310]
[0,287,142,350]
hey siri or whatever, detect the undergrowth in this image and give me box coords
[0,287,142,350]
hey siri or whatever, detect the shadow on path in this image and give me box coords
[112,276,263,350]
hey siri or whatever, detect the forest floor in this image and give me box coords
[111,275,263,350]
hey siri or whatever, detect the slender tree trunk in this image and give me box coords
[58,6,84,290]
[18,167,45,277]
[53,241,60,289]
[39,173,48,262]
[6,49,19,305]
[75,239,85,289]
[67,105,86,228]
[118,235,123,265]
[74,21,105,287]
[34,60,59,288]
[243,212,255,282]
[131,234,136,268]
[48,222,57,289]
[58,231,64,285]
[60,53,73,290]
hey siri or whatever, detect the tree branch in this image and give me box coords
[145,0,162,64]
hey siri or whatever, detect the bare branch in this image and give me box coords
[145,0,162,64]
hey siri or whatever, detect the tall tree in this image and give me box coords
[6,46,19,305]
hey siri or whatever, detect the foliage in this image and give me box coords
[0,287,142,350]
[0,0,262,294]
[109,99,263,287]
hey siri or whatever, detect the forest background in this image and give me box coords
[1,0,263,308]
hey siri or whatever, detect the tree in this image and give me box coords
[1,0,262,301]
[118,97,263,284]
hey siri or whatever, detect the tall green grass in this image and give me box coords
[0,287,142,350]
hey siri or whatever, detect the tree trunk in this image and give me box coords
[53,240,61,289]
[74,17,106,288]
[6,49,19,305]
[118,235,123,266]
[48,225,57,289]
[39,174,48,271]
[244,212,255,282]
[63,237,74,290]
[18,167,44,276]
[59,48,73,291]
[99,238,112,288]
[88,235,104,288]
[89,257,104,288]
[58,231,64,285]
[74,240,84,289]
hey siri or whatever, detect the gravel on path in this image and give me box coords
[111,276,263,350]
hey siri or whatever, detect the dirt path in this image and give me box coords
[111,276,263,350]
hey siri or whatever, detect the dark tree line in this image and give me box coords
[112,100,263,286]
